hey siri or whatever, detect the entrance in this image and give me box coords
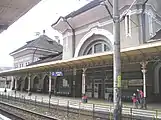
[94,79,103,98]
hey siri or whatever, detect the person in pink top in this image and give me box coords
[132,93,138,108]
[137,89,144,108]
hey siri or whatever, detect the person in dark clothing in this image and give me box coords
[108,93,113,102]
[137,89,144,108]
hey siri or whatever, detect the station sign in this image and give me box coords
[52,71,63,77]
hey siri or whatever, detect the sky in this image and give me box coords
[0,0,89,67]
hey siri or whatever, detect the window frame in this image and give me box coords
[125,11,132,37]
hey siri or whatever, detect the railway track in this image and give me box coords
[0,101,58,120]
[0,94,160,120]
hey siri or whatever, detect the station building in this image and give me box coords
[1,0,161,102]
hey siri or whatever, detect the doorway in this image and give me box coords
[94,79,103,99]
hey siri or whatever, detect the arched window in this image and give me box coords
[79,34,112,56]
[85,42,111,55]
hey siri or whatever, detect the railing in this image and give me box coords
[0,92,160,120]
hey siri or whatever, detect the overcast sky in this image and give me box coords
[0,0,89,67]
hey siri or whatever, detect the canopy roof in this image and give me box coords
[1,41,161,76]
[0,0,41,33]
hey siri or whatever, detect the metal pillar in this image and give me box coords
[140,61,148,109]
[10,76,14,90]
[49,72,52,99]
[73,68,76,97]
[53,76,57,95]
[4,77,7,92]
[113,0,122,119]
[28,74,31,96]
[15,79,17,95]
[82,68,87,96]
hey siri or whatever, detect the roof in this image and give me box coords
[151,29,161,40]
[0,67,13,71]
[10,35,63,55]
[65,0,104,19]
[1,41,161,76]
[0,0,41,33]
[28,52,62,66]
[51,0,104,27]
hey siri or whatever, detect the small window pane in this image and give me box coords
[94,43,102,53]
[104,44,110,51]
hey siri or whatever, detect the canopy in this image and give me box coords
[0,0,41,33]
[0,41,161,76]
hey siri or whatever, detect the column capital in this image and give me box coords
[28,73,32,77]
[141,69,147,73]
[49,72,52,76]
[140,61,148,69]
[82,68,87,74]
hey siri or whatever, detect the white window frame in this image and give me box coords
[125,11,132,37]
[148,10,154,37]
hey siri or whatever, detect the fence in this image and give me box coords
[0,92,160,120]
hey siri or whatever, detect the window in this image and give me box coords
[149,15,153,36]
[84,42,111,55]
[104,44,110,51]
[125,14,131,36]
[148,9,154,37]
[94,43,102,53]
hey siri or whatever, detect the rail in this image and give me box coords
[0,92,160,120]
[0,98,58,120]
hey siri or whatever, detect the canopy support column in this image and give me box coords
[73,68,76,97]
[53,76,57,95]
[140,61,148,109]
[28,74,31,96]
[10,76,14,90]
[49,72,52,99]
[82,68,87,96]
[14,78,17,95]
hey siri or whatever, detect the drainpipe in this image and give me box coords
[63,17,75,57]
[140,0,149,44]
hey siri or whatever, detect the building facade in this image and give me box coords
[51,0,161,101]
[7,0,161,102]
[10,35,63,92]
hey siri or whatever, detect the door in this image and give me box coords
[98,84,102,98]
[94,83,98,98]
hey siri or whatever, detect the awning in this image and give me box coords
[0,0,41,33]
[1,41,161,76]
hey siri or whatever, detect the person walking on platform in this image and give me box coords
[132,93,138,109]
[137,89,144,108]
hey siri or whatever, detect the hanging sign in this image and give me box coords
[52,72,63,77]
